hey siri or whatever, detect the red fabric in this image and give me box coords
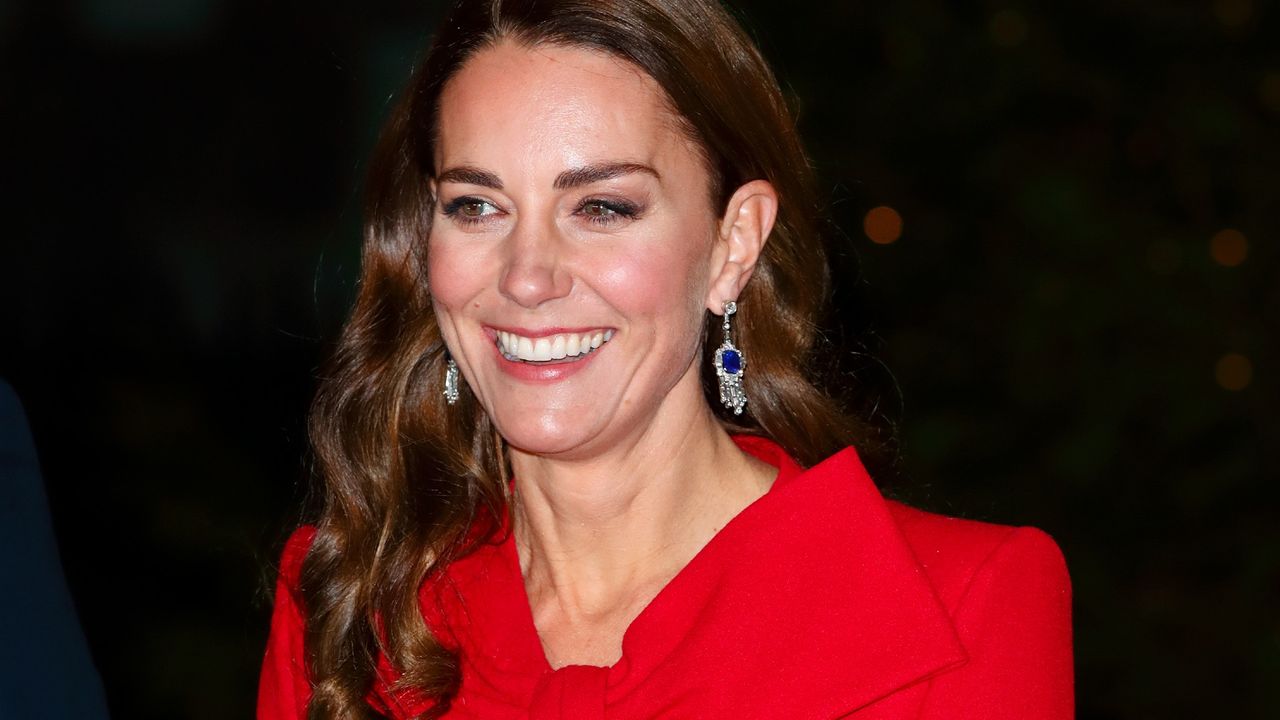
[258,526,315,720]
[259,437,1073,719]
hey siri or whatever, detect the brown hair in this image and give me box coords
[300,0,872,716]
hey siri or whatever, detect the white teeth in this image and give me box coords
[533,338,552,361]
[495,329,614,362]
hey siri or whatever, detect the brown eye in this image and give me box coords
[581,201,617,218]
[442,196,500,223]
[575,198,640,226]
[460,200,490,217]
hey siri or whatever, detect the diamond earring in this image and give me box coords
[443,356,460,406]
[713,301,747,415]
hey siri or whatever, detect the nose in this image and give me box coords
[498,215,573,308]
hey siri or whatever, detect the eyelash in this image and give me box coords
[439,196,642,227]
[440,197,498,225]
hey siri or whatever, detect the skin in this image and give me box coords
[428,41,780,668]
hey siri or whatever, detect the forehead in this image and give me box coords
[434,41,696,174]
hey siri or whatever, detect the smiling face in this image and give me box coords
[427,41,725,458]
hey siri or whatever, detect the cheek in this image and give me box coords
[427,234,489,311]
[592,233,711,336]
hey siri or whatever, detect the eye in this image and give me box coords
[441,196,501,225]
[581,200,617,219]
[576,198,641,226]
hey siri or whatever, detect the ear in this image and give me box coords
[707,179,778,313]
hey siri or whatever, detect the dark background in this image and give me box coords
[2,0,1276,717]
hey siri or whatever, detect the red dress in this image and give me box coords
[259,436,1073,719]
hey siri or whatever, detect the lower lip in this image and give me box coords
[493,340,604,382]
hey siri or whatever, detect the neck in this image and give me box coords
[509,376,776,626]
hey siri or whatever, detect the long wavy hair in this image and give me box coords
[299,0,875,716]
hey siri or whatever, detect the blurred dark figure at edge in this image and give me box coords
[0,378,110,720]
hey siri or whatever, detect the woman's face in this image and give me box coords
[428,42,723,458]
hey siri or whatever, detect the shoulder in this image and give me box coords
[0,378,35,461]
[885,501,1070,613]
[275,525,318,596]
[883,502,1075,715]
[259,525,318,717]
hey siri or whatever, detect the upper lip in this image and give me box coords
[484,325,614,339]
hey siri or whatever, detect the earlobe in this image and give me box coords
[707,179,778,313]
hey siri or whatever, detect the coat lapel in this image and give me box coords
[601,440,968,717]
[382,437,969,718]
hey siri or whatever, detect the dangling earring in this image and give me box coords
[713,300,747,415]
[443,356,460,406]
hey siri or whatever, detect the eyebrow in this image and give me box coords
[433,162,660,191]
[553,162,660,190]
[435,166,503,189]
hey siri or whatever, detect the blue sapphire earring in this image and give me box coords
[443,356,460,406]
[713,300,747,415]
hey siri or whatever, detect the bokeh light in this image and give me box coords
[1213,0,1253,28]
[1209,228,1248,267]
[989,9,1029,47]
[1215,353,1253,391]
[863,206,903,245]
[1260,72,1280,115]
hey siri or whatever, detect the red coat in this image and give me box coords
[259,436,1073,719]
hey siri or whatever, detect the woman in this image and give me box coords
[259,1,1073,718]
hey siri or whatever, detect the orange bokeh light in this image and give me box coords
[1215,353,1253,391]
[1262,72,1280,114]
[1209,228,1248,267]
[989,9,1029,47]
[864,206,903,245]
[1213,0,1253,27]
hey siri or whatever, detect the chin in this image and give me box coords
[491,410,609,459]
